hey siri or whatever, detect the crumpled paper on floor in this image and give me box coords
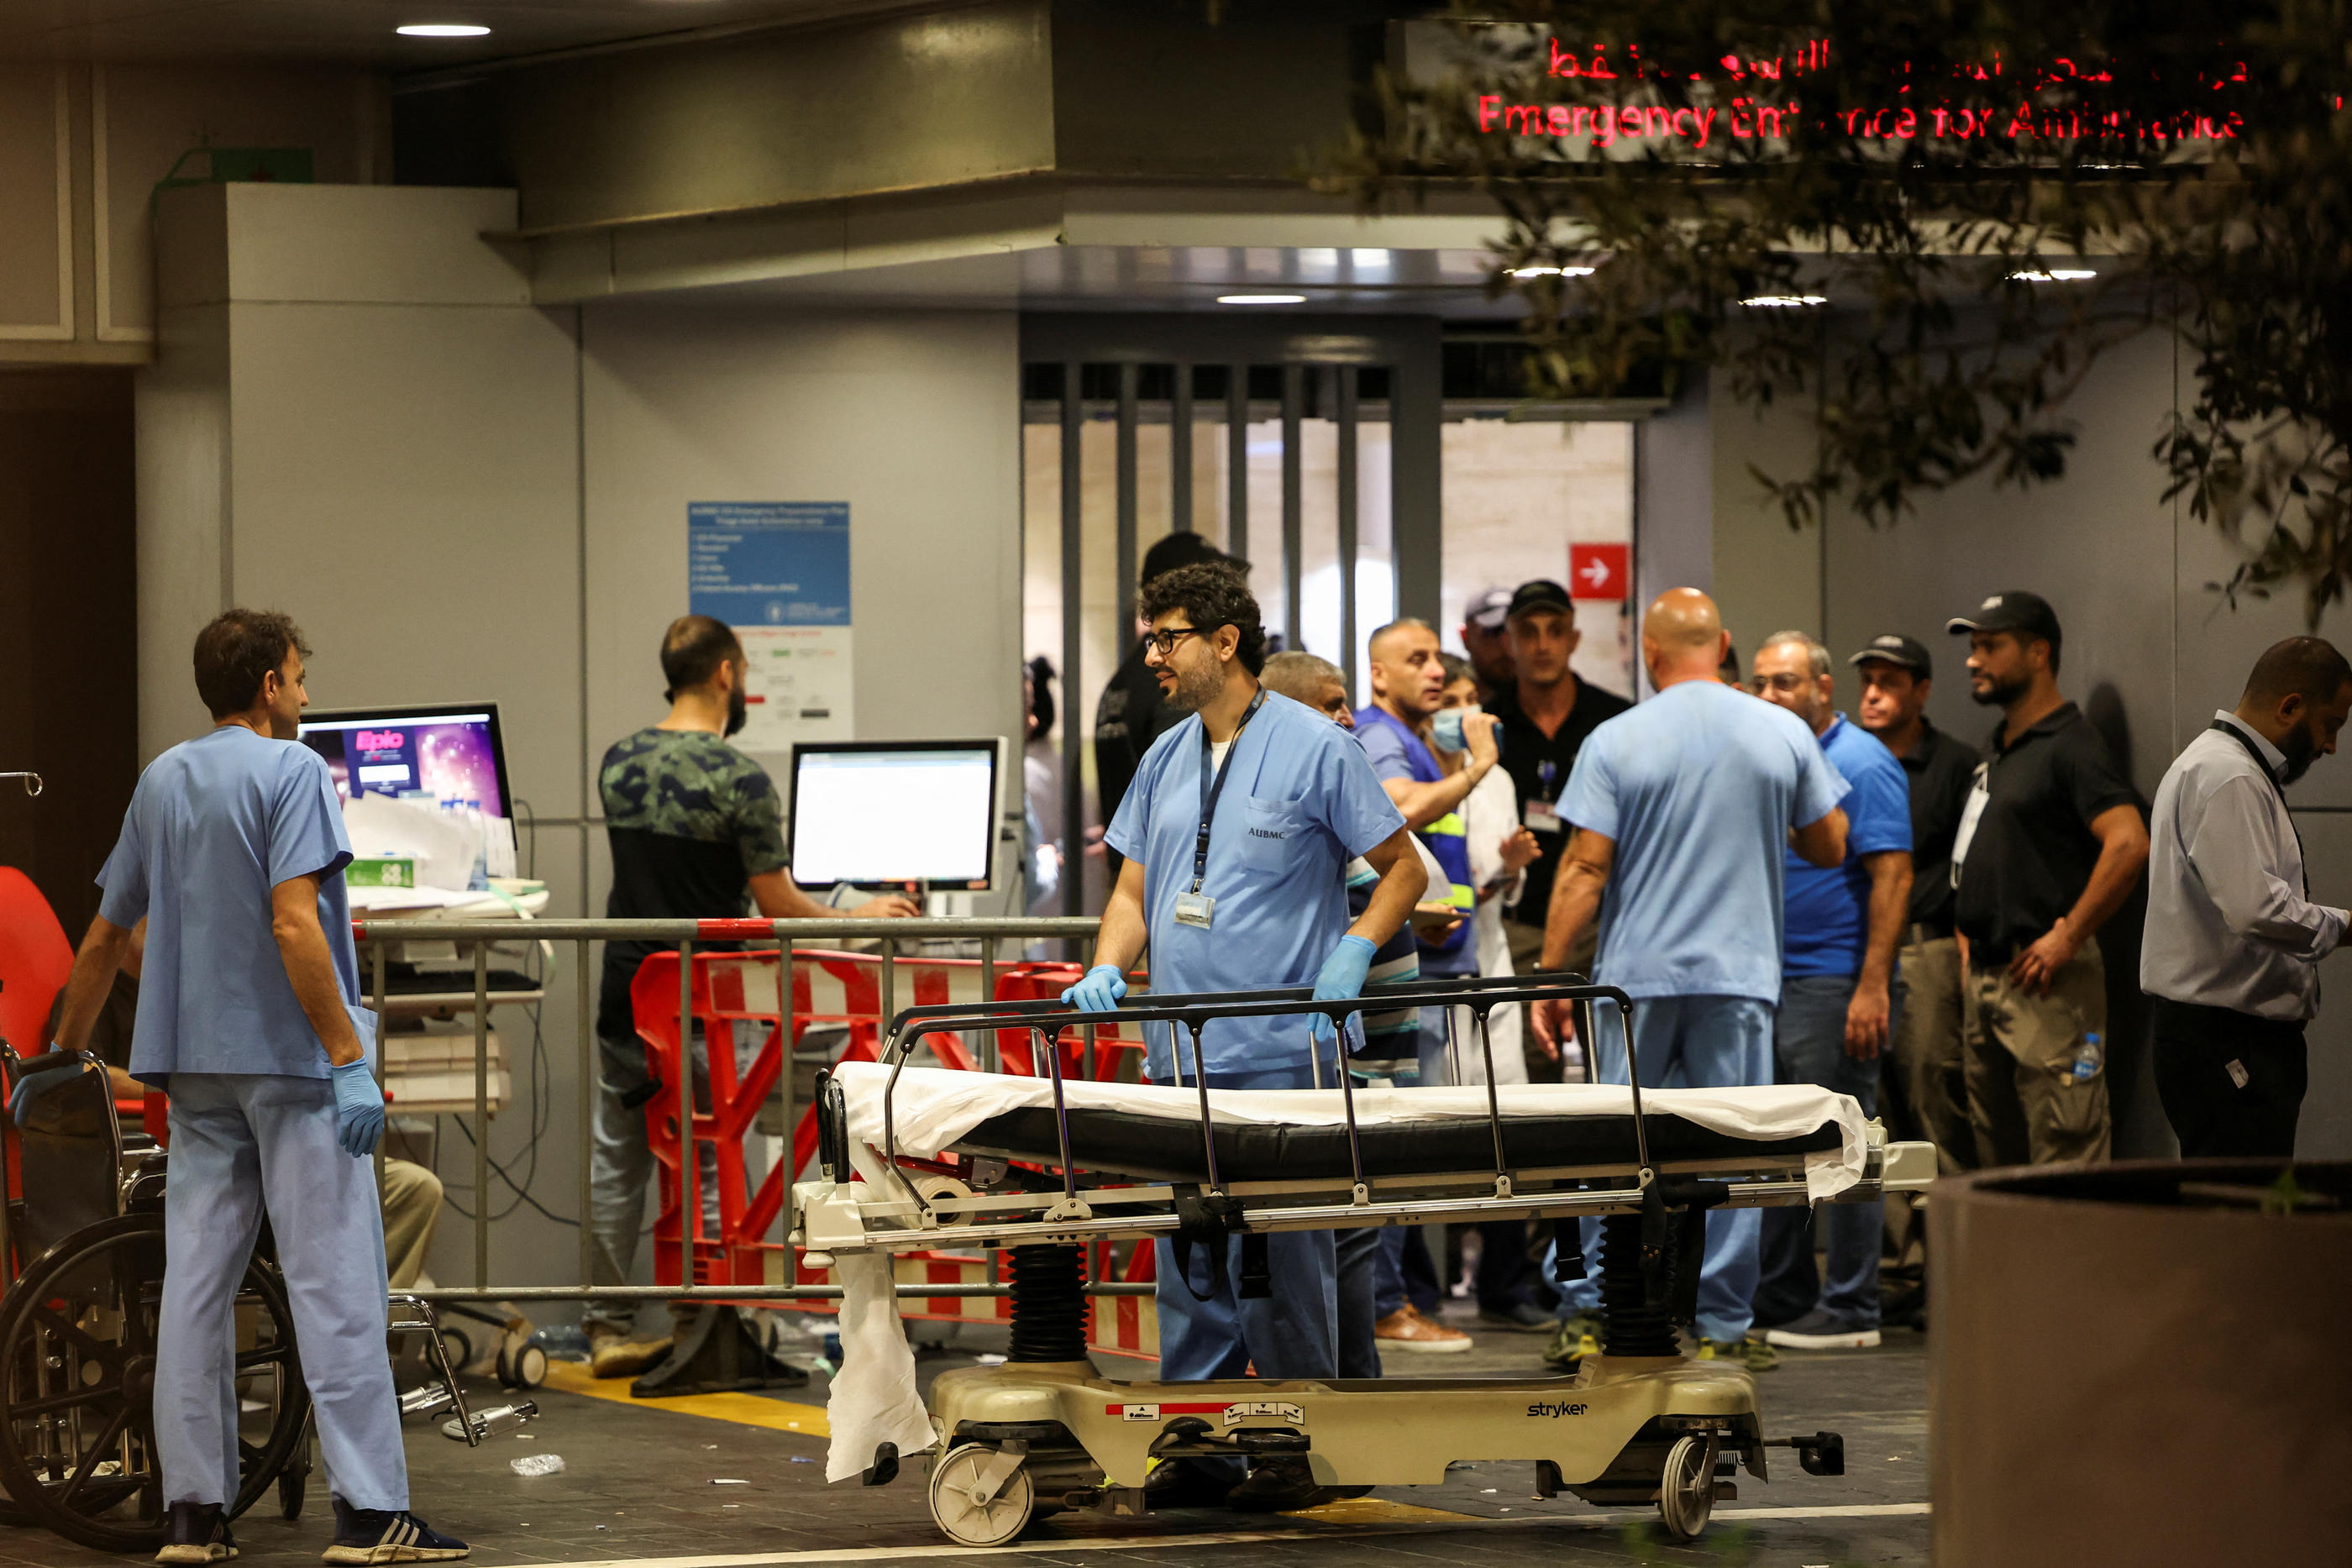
[823,1251,935,1483]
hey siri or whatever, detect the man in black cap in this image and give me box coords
[1094,532,1242,876]
[1850,633,1981,1174]
[1488,579,1631,1077]
[1458,586,1516,701]
[1946,592,2149,1167]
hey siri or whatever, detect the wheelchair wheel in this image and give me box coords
[0,1212,311,1553]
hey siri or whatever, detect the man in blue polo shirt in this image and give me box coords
[1747,632,1914,1350]
[1530,590,1850,1372]
[1062,565,1420,1510]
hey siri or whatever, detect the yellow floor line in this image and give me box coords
[538,1360,832,1439]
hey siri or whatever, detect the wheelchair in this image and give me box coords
[0,1043,496,1554]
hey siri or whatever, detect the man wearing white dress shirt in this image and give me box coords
[2142,637,2352,1157]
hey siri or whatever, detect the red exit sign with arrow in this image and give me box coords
[1570,543,1629,600]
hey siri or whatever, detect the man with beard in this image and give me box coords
[1946,592,2148,1167]
[584,616,915,1378]
[2142,637,2352,1156]
[1063,564,1421,1510]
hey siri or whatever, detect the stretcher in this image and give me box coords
[791,977,1936,1546]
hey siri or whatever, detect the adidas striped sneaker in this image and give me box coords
[322,1499,469,1564]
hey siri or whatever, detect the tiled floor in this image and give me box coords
[2,1308,1928,1568]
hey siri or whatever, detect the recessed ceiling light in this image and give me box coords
[1740,294,1829,307]
[397,24,491,38]
[1217,293,1305,306]
[2008,268,2097,281]
[1509,265,1598,279]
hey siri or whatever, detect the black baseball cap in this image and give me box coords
[1505,579,1574,621]
[1848,633,1933,679]
[1946,590,2062,645]
[1464,586,1515,632]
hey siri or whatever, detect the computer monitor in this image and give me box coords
[297,703,513,821]
[787,739,1002,890]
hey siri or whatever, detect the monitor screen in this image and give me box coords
[788,740,1000,889]
[297,704,512,821]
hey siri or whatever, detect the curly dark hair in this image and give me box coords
[1139,563,1267,676]
[193,610,311,719]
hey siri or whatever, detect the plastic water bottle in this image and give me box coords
[2071,1032,2103,1083]
[510,1454,566,1477]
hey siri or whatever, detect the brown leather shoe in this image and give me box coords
[1373,1305,1472,1354]
[587,1326,674,1380]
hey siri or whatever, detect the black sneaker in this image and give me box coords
[1762,1307,1882,1350]
[155,1502,237,1564]
[1223,1456,1329,1513]
[323,1498,470,1563]
[1142,1458,1239,1508]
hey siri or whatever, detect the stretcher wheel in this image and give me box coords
[496,1342,548,1390]
[927,1443,1034,1548]
[1656,1434,1717,1542]
[0,1212,310,1552]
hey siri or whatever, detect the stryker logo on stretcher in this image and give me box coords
[1528,1401,1591,1418]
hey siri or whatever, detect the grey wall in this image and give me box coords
[1712,323,2352,1159]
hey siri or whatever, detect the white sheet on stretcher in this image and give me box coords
[832,1061,1867,1200]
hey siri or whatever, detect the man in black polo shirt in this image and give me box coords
[1947,593,2149,1167]
[1488,579,1631,1076]
[1851,633,1981,1174]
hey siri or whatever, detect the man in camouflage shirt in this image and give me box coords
[585,615,914,1377]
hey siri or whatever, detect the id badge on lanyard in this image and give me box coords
[1180,690,1266,931]
[1525,758,1564,835]
[1950,761,1991,889]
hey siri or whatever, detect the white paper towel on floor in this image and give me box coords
[823,1251,935,1483]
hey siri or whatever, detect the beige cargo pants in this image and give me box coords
[1963,943,2113,1167]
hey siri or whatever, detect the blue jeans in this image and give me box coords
[1553,994,1775,1344]
[1756,973,1900,1328]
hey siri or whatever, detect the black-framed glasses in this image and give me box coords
[1143,626,1212,658]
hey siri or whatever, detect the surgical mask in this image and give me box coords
[1432,705,1478,753]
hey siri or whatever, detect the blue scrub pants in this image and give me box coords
[1553,995,1775,1345]
[1152,1064,1337,1384]
[1755,973,1902,1329]
[157,1073,407,1512]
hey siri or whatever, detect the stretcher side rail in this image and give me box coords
[870,977,1640,1225]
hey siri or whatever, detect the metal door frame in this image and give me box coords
[1019,313,1443,913]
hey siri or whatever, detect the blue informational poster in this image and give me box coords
[686,501,853,747]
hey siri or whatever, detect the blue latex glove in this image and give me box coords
[332,1057,386,1158]
[7,1073,34,1126]
[1310,935,1378,1042]
[9,1052,78,1126]
[1060,963,1128,1014]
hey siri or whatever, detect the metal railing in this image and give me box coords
[353,915,1158,1305]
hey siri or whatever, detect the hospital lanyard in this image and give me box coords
[1191,689,1268,895]
[2209,718,2307,894]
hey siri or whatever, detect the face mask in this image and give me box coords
[1432,705,1478,753]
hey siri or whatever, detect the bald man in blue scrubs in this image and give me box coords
[1062,564,1424,1511]
[47,611,467,1565]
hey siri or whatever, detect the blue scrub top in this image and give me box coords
[1562,680,1849,1005]
[1105,690,1404,1079]
[97,725,375,1084]
[1782,714,1913,976]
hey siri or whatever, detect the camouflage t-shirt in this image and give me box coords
[596,727,789,1039]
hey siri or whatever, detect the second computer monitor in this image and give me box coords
[787,739,1000,890]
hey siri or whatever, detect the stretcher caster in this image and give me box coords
[496,1340,549,1390]
[927,1443,1034,1548]
[1657,1433,1719,1541]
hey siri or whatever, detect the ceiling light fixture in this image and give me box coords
[1508,265,1599,279]
[1740,294,1829,307]
[1217,293,1306,306]
[2008,268,2097,282]
[397,24,491,38]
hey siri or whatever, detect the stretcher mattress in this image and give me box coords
[832,1062,1866,1198]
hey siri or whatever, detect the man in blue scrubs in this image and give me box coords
[1063,564,1422,1509]
[1530,590,1851,1373]
[46,611,466,1565]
